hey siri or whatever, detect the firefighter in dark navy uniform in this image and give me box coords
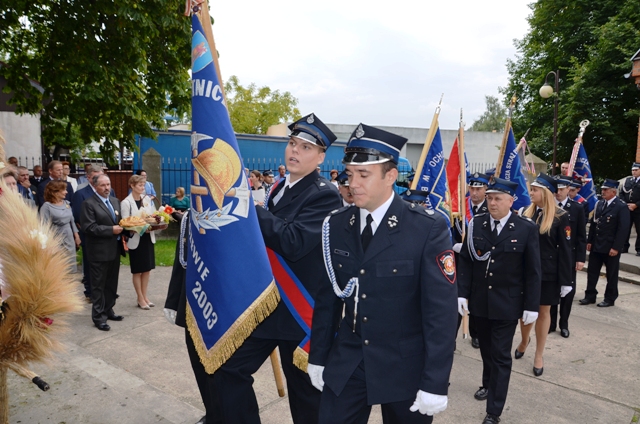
[452,172,490,349]
[580,179,630,307]
[549,176,587,338]
[619,162,640,254]
[212,113,342,424]
[308,124,457,424]
[457,177,541,424]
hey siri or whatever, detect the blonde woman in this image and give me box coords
[121,174,157,309]
[515,173,572,376]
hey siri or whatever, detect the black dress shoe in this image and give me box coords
[560,328,570,338]
[474,386,488,401]
[107,314,124,321]
[514,336,530,359]
[96,322,111,331]
[471,337,480,349]
[636,252,640,256]
[533,366,544,376]
[597,300,614,307]
[482,413,501,423]
[548,326,556,334]
[195,416,206,424]
[579,298,596,305]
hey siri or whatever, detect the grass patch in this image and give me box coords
[76,239,177,267]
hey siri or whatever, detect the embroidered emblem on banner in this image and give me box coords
[437,250,456,284]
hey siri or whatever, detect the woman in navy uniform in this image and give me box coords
[212,113,342,424]
[457,177,541,424]
[308,124,457,424]
[514,173,572,376]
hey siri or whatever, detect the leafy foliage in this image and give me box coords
[502,0,640,178]
[0,1,192,162]
[224,75,301,134]
[469,95,507,132]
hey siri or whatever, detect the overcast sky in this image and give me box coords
[210,0,532,130]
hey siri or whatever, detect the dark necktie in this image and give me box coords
[361,214,374,252]
[472,205,478,215]
[492,220,500,239]
[558,202,562,208]
[105,199,116,222]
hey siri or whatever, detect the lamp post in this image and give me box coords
[539,70,560,175]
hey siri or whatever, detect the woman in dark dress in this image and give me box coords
[515,173,572,376]
[121,175,157,310]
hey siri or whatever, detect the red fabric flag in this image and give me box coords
[446,138,461,215]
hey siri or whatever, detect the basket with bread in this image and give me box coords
[119,216,151,236]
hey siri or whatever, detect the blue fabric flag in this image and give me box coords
[414,127,451,226]
[186,15,279,374]
[572,143,597,213]
[499,127,531,210]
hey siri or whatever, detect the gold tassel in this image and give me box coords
[292,346,309,372]
[186,280,280,374]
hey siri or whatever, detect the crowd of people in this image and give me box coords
[2,130,636,424]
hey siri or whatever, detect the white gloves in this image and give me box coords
[307,363,325,392]
[560,285,573,298]
[163,308,177,324]
[452,243,462,253]
[457,297,469,316]
[409,390,448,415]
[522,310,539,325]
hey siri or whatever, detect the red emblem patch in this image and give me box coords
[564,226,571,240]
[437,250,456,284]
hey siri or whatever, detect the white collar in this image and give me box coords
[360,192,395,234]
[282,174,303,190]
[489,211,512,231]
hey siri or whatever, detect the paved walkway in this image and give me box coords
[7,264,640,424]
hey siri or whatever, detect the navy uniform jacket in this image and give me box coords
[536,210,572,285]
[588,197,630,253]
[562,199,587,265]
[309,195,457,405]
[253,171,341,341]
[457,212,541,320]
[619,177,640,210]
[452,199,488,243]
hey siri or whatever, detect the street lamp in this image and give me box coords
[539,70,560,175]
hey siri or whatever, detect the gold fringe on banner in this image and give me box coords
[292,346,309,372]
[187,280,280,374]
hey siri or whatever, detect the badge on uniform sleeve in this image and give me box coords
[565,226,571,240]
[437,250,456,284]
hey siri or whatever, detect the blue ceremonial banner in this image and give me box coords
[572,143,597,213]
[414,127,452,226]
[186,15,279,374]
[499,127,531,210]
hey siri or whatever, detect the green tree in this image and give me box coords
[502,0,640,178]
[0,1,191,162]
[224,75,301,134]
[469,95,507,132]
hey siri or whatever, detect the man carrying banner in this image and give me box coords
[212,113,341,423]
[308,124,457,424]
[457,177,541,424]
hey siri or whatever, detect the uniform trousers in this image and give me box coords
[550,268,577,331]
[79,232,92,297]
[212,335,320,424]
[318,360,432,424]
[475,316,518,417]
[585,251,620,302]
[185,329,223,424]
[624,210,640,252]
[89,258,120,324]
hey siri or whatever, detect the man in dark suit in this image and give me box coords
[580,179,630,307]
[80,174,124,331]
[17,166,37,204]
[29,164,44,188]
[73,164,106,302]
[309,124,457,424]
[211,114,341,424]
[453,172,491,349]
[550,176,587,337]
[36,160,74,207]
[457,177,541,424]
[618,163,640,254]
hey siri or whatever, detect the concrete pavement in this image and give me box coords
[7,264,640,424]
